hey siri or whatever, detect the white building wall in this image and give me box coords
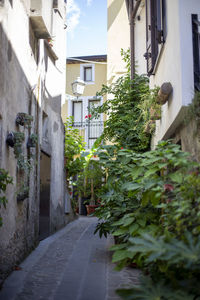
[134,0,200,146]
[107,0,130,86]
[134,0,146,75]
[0,0,72,279]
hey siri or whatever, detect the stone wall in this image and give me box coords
[0,0,74,280]
[173,118,200,162]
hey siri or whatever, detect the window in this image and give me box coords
[192,14,200,91]
[80,64,95,84]
[145,0,166,75]
[84,67,92,82]
[72,101,82,124]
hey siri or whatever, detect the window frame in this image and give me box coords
[72,100,83,125]
[80,63,95,84]
[84,66,92,82]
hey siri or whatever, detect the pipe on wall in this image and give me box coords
[125,0,142,80]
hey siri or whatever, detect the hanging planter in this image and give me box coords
[17,186,29,202]
[6,132,15,147]
[16,113,33,128]
[156,82,173,105]
[6,132,25,165]
[6,132,24,148]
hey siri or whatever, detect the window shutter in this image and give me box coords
[145,0,166,75]
[73,102,83,123]
[192,14,200,91]
[161,0,167,42]
[145,0,158,75]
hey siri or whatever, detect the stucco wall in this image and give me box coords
[66,62,107,97]
[0,0,72,280]
[107,0,130,86]
[134,0,146,75]
[62,61,107,123]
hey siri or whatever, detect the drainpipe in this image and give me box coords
[126,0,142,80]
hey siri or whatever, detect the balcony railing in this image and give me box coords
[72,121,104,149]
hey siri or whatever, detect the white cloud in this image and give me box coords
[67,0,81,35]
[87,0,92,6]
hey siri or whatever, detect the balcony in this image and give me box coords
[72,121,104,149]
[30,0,52,39]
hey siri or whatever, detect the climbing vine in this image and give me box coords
[0,168,13,226]
[90,49,159,152]
[64,116,86,181]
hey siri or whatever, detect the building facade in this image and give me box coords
[0,0,73,280]
[107,0,130,86]
[109,0,200,160]
[62,55,107,149]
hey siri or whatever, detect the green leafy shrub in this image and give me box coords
[90,49,159,152]
[0,168,13,226]
[94,141,200,298]
[75,158,105,205]
[64,116,86,180]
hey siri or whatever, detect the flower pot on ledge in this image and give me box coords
[86,204,99,215]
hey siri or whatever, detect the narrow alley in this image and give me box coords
[0,217,140,300]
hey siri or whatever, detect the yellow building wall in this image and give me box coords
[65,63,107,96]
[107,0,130,86]
[62,61,107,122]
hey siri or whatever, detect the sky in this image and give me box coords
[66,0,107,58]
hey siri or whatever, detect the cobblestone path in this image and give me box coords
[0,217,140,300]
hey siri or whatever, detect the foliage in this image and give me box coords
[94,141,200,298]
[12,132,25,158]
[27,133,38,148]
[117,277,194,300]
[64,117,86,180]
[16,112,33,128]
[186,91,200,122]
[0,168,13,226]
[75,158,105,205]
[90,49,159,152]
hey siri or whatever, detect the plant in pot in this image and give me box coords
[16,113,33,128]
[75,159,104,215]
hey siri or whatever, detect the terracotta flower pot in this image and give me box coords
[86,205,99,215]
[150,107,161,120]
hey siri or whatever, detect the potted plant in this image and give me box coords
[16,113,33,128]
[6,131,25,157]
[75,159,104,215]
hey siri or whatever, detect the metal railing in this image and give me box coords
[72,121,104,149]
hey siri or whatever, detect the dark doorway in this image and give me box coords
[39,151,51,240]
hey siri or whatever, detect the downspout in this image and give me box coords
[126,0,142,80]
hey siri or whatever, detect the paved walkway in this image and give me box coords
[0,217,140,300]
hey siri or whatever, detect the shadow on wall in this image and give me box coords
[107,0,124,31]
[0,22,39,280]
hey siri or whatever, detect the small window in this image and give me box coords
[80,64,95,84]
[84,67,92,82]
